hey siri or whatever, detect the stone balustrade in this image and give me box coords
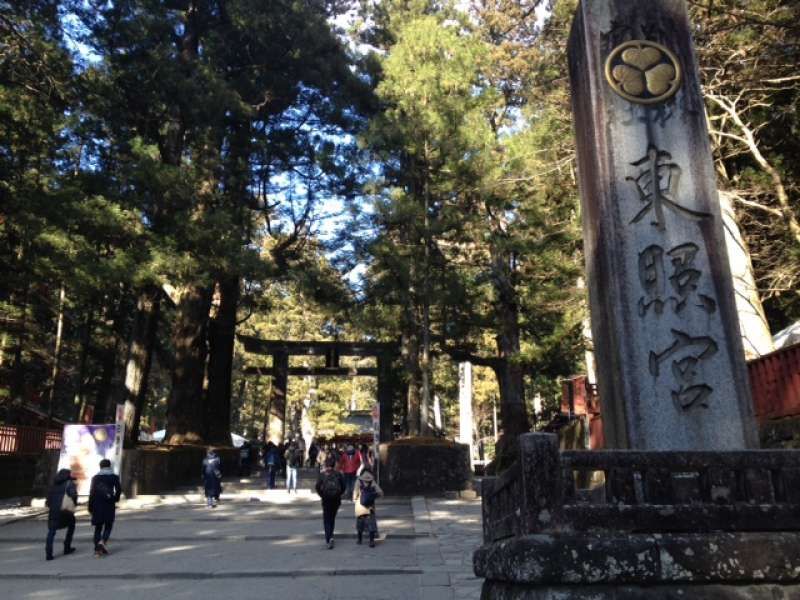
[482,433,800,545]
[475,434,800,595]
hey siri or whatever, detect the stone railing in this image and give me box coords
[482,433,800,544]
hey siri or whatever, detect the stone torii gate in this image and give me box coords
[237,336,400,443]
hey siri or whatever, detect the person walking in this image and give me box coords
[315,455,345,549]
[239,441,252,476]
[88,459,122,557]
[284,441,303,494]
[353,470,383,547]
[358,443,375,475]
[202,448,222,508]
[316,444,327,471]
[308,442,319,468]
[44,468,78,561]
[337,444,361,500]
[264,442,279,489]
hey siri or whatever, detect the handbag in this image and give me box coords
[61,493,76,513]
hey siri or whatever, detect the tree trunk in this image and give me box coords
[205,275,239,445]
[9,284,29,407]
[491,250,530,439]
[121,287,161,446]
[420,295,433,435]
[0,330,7,370]
[165,283,213,444]
[92,293,124,423]
[401,316,422,436]
[73,308,94,422]
[47,284,66,420]
[492,357,528,436]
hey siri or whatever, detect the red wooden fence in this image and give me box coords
[748,343,800,422]
[561,342,800,449]
[0,425,62,455]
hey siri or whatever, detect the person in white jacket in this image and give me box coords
[352,470,383,547]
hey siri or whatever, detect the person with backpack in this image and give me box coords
[337,444,361,500]
[44,468,78,561]
[315,455,345,549]
[353,470,383,547]
[88,458,122,557]
[201,448,222,508]
[284,440,303,494]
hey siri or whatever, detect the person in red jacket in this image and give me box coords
[337,444,361,499]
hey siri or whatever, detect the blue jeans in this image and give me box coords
[286,467,297,491]
[343,473,356,499]
[267,465,277,489]
[45,515,75,558]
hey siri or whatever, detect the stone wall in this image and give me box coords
[121,446,239,497]
[0,450,59,499]
[0,454,39,499]
[378,440,472,495]
[0,446,238,499]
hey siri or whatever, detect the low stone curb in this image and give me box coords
[0,567,425,580]
[0,532,426,543]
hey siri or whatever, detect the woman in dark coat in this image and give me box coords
[202,449,222,507]
[45,468,78,561]
[88,459,122,556]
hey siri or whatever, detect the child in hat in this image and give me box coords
[352,470,383,547]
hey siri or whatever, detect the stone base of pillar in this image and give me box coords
[475,532,800,599]
[480,581,800,600]
[474,434,800,600]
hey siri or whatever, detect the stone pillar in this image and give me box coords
[568,0,757,449]
[458,362,473,461]
[377,352,394,443]
[268,350,288,444]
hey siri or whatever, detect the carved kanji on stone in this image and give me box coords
[649,329,719,410]
[627,146,711,231]
[638,243,717,317]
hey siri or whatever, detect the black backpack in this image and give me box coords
[359,482,378,508]
[94,478,114,501]
[320,472,342,500]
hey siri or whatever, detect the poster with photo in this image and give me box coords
[57,424,122,495]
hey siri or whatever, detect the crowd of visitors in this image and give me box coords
[314,444,383,549]
[42,439,381,559]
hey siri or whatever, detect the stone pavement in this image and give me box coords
[0,475,483,600]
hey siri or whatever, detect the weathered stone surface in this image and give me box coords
[481,581,800,600]
[568,0,757,450]
[0,454,40,499]
[474,534,659,585]
[0,450,60,499]
[121,446,239,497]
[761,416,800,449]
[560,503,800,534]
[474,533,800,585]
[378,441,471,495]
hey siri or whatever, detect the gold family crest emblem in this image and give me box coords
[605,40,682,104]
